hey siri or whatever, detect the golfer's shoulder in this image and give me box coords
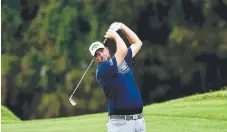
[95,64,107,82]
[96,62,107,76]
[100,57,116,68]
[96,58,116,73]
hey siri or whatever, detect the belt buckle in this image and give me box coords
[132,115,138,120]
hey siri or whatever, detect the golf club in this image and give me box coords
[69,38,108,106]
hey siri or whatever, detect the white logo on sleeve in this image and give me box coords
[118,60,130,74]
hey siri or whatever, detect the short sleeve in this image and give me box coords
[125,48,133,68]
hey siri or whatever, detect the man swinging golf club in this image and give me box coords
[89,22,146,132]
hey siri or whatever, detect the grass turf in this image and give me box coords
[1,105,21,124]
[2,89,227,132]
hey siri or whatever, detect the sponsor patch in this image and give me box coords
[118,60,130,74]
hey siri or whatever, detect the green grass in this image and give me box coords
[1,105,21,123]
[2,89,227,132]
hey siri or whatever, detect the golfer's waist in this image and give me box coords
[109,113,143,120]
[109,107,143,115]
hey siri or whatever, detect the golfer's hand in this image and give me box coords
[104,29,118,40]
[109,22,122,32]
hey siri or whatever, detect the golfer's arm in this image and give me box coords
[121,24,142,57]
[114,33,128,65]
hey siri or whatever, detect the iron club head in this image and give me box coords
[68,39,107,107]
[69,97,77,106]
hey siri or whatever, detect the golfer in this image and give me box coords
[89,22,146,132]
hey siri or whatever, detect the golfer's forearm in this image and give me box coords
[121,24,142,45]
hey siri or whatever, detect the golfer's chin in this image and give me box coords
[102,58,108,62]
[99,57,109,63]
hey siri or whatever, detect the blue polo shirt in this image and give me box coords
[96,48,143,115]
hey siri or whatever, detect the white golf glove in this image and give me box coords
[109,22,122,32]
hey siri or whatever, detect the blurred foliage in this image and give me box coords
[1,0,227,120]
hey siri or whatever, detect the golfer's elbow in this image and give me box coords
[134,39,143,48]
[138,40,143,47]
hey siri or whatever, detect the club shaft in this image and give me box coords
[103,38,107,45]
[70,59,94,97]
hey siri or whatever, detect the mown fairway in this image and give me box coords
[2,89,227,132]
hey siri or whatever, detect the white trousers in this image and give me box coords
[106,115,146,132]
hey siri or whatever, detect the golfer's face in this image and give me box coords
[94,48,110,63]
